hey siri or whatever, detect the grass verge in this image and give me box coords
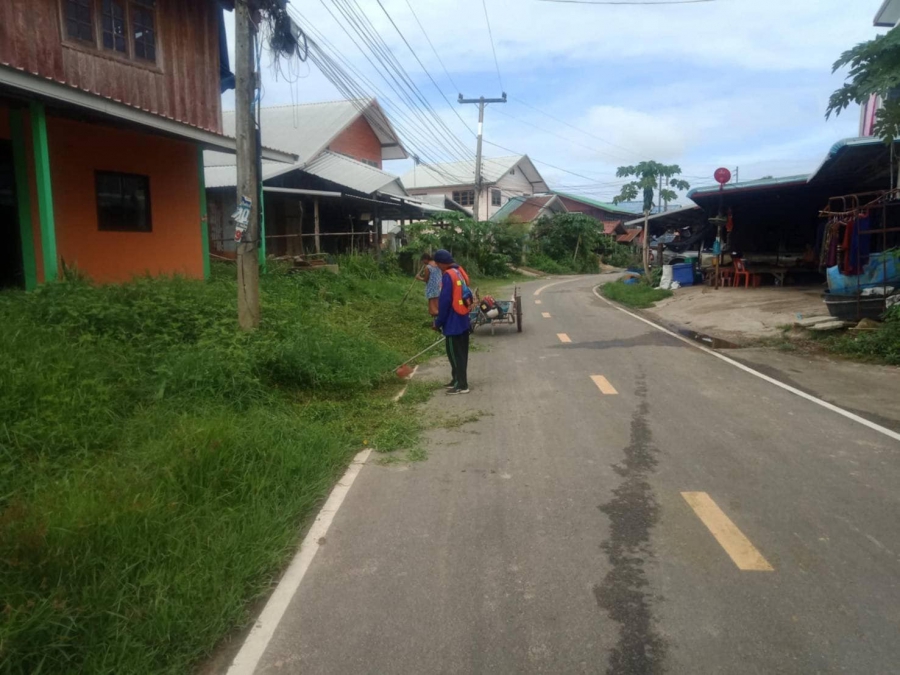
[600,278,673,309]
[0,257,443,674]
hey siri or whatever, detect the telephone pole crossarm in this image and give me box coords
[458,92,507,221]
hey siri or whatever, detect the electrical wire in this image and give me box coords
[491,106,635,164]
[538,0,716,4]
[481,0,504,91]
[400,0,460,93]
[300,2,473,164]
[332,0,475,159]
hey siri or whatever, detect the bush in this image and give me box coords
[525,252,575,275]
[403,214,525,278]
[600,278,673,308]
[0,257,437,674]
[817,303,900,364]
[529,213,610,274]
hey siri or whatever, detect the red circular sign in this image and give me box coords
[714,167,732,185]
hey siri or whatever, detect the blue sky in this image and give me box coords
[223,0,885,201]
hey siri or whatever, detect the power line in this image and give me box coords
[509,95,642,158]
[482,139,609,184]
[308,0,474,162]
[331,0,473,159]
[372,0,479,146]
[538,0,716,4]
[481,0,504,90]
[491,106,634,164]
[290,7,465,166]
[401,0,459,93]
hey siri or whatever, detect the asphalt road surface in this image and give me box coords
[244,274,900,675]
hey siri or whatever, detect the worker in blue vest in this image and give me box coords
[432,249,472,395]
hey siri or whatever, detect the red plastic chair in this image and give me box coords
[733,259,758,288]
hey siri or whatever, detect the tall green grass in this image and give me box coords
[0,259,436,674]
[600,278,673,309]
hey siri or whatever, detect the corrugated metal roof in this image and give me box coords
[401,156,517,188]
[687,174,810,199]
[205,151,407,197]
[400,155,548,191]
[204,161,298,189]
[304,151,406,196]
[203,98,406,171]
[554,192,644,215]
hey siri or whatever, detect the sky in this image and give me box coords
[223,0,886,202]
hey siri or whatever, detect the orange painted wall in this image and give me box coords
[328,116,382,168]
[46,117,203,282]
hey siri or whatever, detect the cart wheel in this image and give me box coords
[515,296,523,333]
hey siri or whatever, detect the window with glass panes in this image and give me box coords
[491,189,501,206]
[65,0,95,43]
[452,190,475,206]
[132,0,156,62]
[96,171,152,232]
[62,0,157,64]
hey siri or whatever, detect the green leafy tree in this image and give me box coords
[826,28,900,143]
[612,161,690,276]
[529,213,613,274]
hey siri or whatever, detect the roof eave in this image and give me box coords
[0,65,296,163]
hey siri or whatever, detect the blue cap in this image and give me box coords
[433,249,454,264]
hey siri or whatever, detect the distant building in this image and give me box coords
[400,155,549,221]
[489,194,567,224]
[204,99,450,258]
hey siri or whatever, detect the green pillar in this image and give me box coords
[10,109,38,290]
[258,184,266,271]
[197,147,210,279]
[30,101,57,282]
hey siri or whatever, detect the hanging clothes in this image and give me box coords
[840,216,856,274]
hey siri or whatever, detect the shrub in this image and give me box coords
[0,258,436,674]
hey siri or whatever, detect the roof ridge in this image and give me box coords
[221,99,372,115]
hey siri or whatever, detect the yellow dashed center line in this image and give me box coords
[590,375,618,395]
[535,300,542,305]
[542,312,551,318]
[681,492,774,572]
[556,333,571,343]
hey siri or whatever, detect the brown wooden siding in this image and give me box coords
[328,116,383,168]
[0,0,223,132]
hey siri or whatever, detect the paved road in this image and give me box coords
[249,274,900,675]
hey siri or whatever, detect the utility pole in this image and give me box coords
[458,93,506,221]
[734,166,739,184]
[234,0,261,329]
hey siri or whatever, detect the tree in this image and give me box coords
[826,28,900,144]
[612,161,690,277]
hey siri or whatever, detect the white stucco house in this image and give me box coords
[400,155,550,222]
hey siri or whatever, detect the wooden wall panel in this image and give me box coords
[0,0,223,132]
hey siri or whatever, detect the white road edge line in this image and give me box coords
[592,285,900,444]
[226,448,373,675]
[534,276,584,296]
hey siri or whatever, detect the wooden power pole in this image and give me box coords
[458,93,506,221]
[235,0,261,329]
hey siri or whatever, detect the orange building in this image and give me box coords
[0,0,293,289]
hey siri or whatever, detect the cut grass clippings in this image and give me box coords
[600,278,673,309]
[0,257,445,674]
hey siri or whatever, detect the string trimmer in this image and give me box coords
[394,336,445,379]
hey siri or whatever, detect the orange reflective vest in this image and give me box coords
[446,267,472,315]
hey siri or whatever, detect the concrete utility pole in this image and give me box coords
[235,0,261,329]
[458,93,506,221]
